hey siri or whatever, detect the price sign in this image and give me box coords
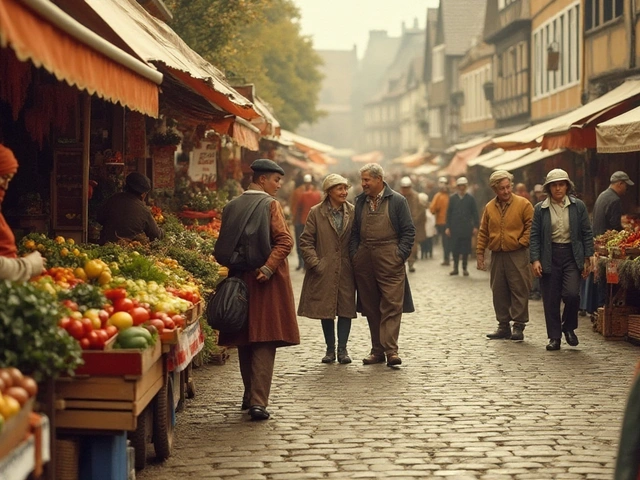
[188,142,217,184]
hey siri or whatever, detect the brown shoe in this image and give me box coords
[386,353,402,366]
[362,353,386,365]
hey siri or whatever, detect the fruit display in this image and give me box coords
[0,367,38,431]
[595,229,640,257]
[113,326,156,350]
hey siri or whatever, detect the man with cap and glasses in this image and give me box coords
[215,159,300,420]
[97,172,163,245]
[477,170,533,341]
[430,176,451,266]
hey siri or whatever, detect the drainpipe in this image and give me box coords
[630,0,637,69]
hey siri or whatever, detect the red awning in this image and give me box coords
[0,0,160,116]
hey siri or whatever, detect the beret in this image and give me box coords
[125,172,151,194]
[251,159,285,175]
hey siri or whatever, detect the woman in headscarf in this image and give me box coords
[0,145,44,281]
[530,169,594,351]
[298,174,357,364]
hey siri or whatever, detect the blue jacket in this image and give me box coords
[530,196,594,273]
[349,183,416,260]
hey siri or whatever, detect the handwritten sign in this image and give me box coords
[188,142,217,184]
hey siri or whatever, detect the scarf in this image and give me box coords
[0,145,19,258]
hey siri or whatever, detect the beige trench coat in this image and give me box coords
[297,199,357,320]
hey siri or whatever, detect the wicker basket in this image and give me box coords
[603,305,638,339]
[55,436,80,480]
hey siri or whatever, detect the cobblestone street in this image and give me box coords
[138,252,639,479]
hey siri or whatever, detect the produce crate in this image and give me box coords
[74,341,161,377]
[55,354,163,431]
[628,315,640,343]
[160,327,181,345]
[602,305,638,339]
[0,397,34,460]
[185,301,203,324]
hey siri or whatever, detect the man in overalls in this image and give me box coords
[349,163,415,367]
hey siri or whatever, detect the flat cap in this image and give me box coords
[251,158,285,175]
[125,172,151,194]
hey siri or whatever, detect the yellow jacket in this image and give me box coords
[430,191,449,226]
[477,194,533,254]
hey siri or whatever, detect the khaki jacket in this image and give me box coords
[477,194,533,254]
[297,199,357,319]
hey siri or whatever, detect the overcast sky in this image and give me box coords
[292,0,439,57]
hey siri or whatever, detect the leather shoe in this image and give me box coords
[546,339,561,351]
[511,325,524,341]
[449,270,459,276]
[362,353,386,365]
[486,328,511,340]
[564,330,579,346]
[248,405,270,420]
[386,353,402,366]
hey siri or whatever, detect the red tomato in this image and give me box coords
[87,331,100,349]
[150,311,164,320]
[149,319,165,334]
[62,299,79,312]
[163,318,175,330]
[58,317,72,330]
[130,298,140,308]
[105,325,118,338]
[67,320,85,340]
[91,330,107,349]
[81,318,94,335]
[98,309,110,326]
[79,338,91,350]
[130,307,150,326]
[113,298,134,312]
[103,305,114,315]
[103,288,127,301]
[171,315,185,328]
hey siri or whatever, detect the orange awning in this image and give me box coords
[0,0,160,117]
[230,118,260,151]
[441,140,493,176]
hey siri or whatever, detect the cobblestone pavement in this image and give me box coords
[138,252,639,480]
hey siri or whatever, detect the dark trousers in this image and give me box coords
[321,317,352,348]
[540,244,581,339]
[436,225,450,261]
[238,342,277,408]
[420,238,433,258]
[294,224,305,268]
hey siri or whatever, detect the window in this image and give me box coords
[432,45,445,82]
[460,64,492,123]
[498,0,518,11]
[533,2,580,98]
[429,108,441,137]
[586,0,622,31]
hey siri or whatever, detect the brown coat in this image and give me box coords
[218,196,300,348]
[297,199,357,320]
[404,190,427,243]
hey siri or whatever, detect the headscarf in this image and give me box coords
[0,145,18,258]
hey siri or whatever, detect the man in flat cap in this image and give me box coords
[476,170,533,341]
[97,172,163,244]
[215,159,300,421]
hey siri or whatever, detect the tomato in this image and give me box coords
[67,320,85,340]
[103,305,114,315]
[105,325,118,338]
[81,318,94,335]
[163,318,175,330]
[149,319,165,334]
[79,338,91,350]
[98,309,110,327]
[62,299,79,311]
[58,316,72,330]
[150,311,164,320]
[130,307,150,326]
[87,331,100,349]
[113,297,134,313]
[171,314,185,328]
[104,288,127,301]
[96,329,109,344]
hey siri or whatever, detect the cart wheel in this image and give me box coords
[130,406,151,470]
[153,375,174,460]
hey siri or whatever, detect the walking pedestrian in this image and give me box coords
[399,176,426,273]
[215,159,300,420]
[477,170,533,341]
[529,183,546,300]
[430,177,451,266]
[298,174,356,364]
[349,163,415,367]
[445,177,479,276]
[530,169,594,351]
[420,192,435,259]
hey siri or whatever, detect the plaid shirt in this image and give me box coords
[366,191,384,212]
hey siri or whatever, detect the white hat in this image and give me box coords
[533,184,544,193]
[400,176,412,187]
[438,176,448,184]
[456,177,468,186]
[543,168,570,186]
[418,192,429,206]
[322,173,350,192]
[303,174,313,183]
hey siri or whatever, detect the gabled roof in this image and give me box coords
[439,0,487,56]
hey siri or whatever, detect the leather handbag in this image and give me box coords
[206,277,249,334]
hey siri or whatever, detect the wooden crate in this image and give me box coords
[74,341,161,377]
[594,307,604,333]
[603,305,638,339]
[160,327,181,345]
[55,357,163,431]
[628,315,640,342]
[0,397,34,460]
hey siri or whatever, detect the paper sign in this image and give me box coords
[189,142,217,184]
